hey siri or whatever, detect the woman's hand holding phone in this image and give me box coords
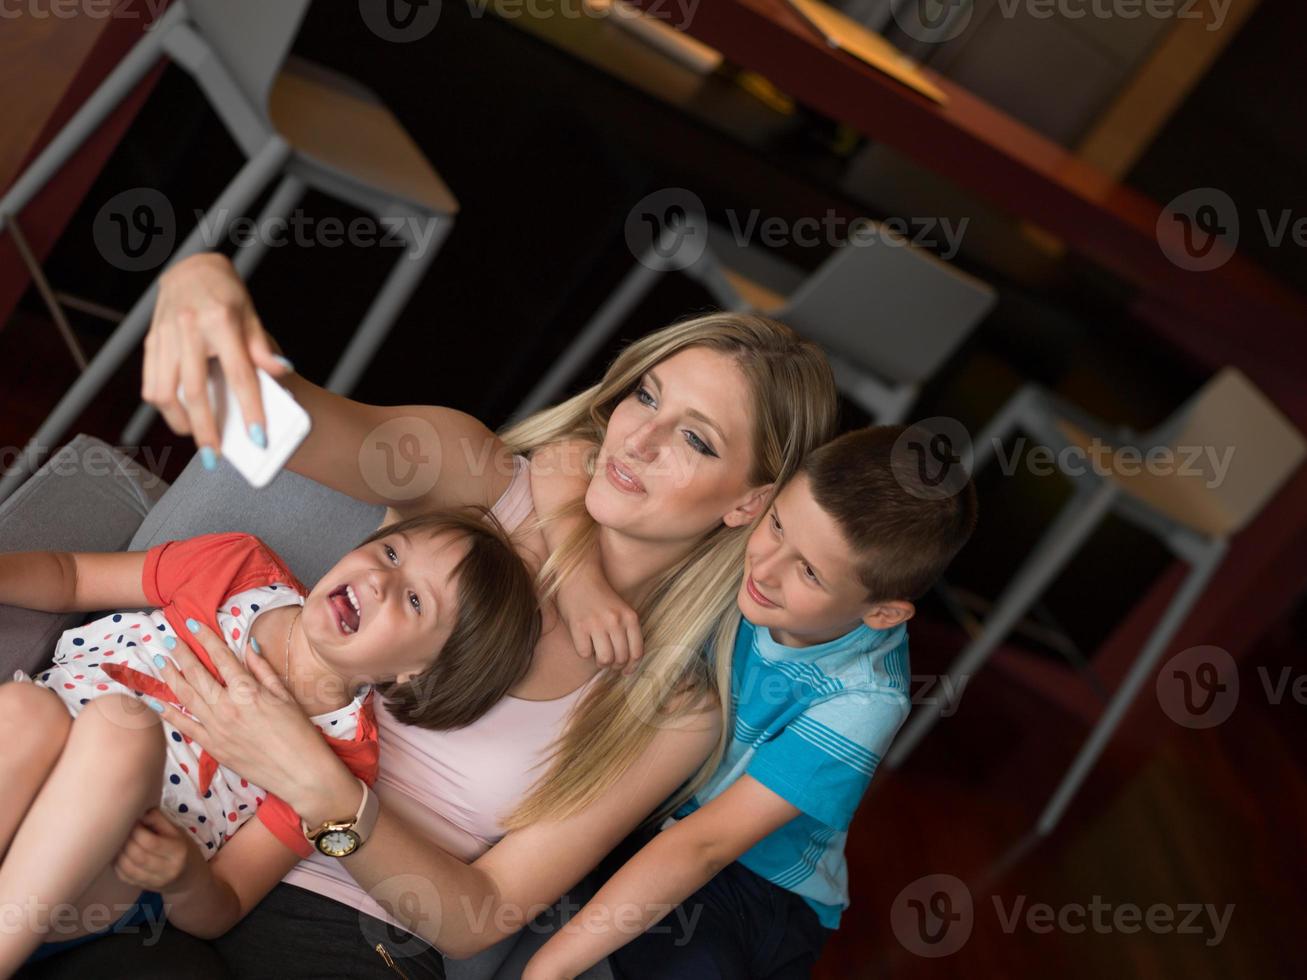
[143,252,294,457]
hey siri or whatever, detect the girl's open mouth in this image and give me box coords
[328,583,362,634]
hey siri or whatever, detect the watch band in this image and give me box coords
[354,778,379,841]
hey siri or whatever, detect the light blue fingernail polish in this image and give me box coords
[248,423,267,449]
[273,354,295,372]
[163,635,177,650]
[200,446,217,471]
[145,697,164,713]
[249,636,262,655]
[186,618,200,634]
[153,654,167,669]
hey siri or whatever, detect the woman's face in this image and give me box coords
[586,346,763,543]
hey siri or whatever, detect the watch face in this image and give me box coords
[316,829,361,857]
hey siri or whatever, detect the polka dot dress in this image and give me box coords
[12,584,373,859]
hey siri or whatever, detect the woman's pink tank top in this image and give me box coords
[281,455,599,928]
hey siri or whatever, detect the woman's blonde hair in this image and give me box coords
[498,311,837,829]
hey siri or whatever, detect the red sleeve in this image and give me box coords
[256,693,382,857]
[142,533,306,677]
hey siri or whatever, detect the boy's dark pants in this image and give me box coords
[605,832,833,980]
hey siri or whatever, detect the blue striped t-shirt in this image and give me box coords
[674,614,911,928]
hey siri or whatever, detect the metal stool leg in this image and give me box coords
[1035,540,1226,835]
[227,173,307,276]
[0,5,186,236]
[972,385,1046,475]
[511,216,692,422]
[324,212,449,395]
[886,481,1118,768]
[119,172,306,445]
[512,251,665,421]
[0,137,291,503]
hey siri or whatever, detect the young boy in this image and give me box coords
[524,424,977,979]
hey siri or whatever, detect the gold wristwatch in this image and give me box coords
[301,779,379,857]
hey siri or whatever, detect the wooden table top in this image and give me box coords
[625,0,1306,359]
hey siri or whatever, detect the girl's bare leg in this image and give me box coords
[0,682,72,862]
[0,692,164,974]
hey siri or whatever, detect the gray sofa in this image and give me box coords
[1,436,609,980]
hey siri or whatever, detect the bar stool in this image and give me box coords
[886,368,1306,836]
[513,211,995,423]
[0,0,458,502]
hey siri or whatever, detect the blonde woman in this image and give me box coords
[119,252,837,978]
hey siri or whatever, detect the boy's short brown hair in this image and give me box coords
[358,508,540,730]
[800,425,977,602]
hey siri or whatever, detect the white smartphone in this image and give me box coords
[177,362,311,488]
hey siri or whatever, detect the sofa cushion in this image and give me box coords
[0,435,169,680]
[128,453,385,586]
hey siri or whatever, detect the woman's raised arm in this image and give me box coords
[143,252,514,515]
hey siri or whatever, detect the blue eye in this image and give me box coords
[635,385,655,407]
[684,430,717,457]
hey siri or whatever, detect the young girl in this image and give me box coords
[0,509,539,973]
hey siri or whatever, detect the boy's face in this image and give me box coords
[738,475,912,647]
[304,529,469,685]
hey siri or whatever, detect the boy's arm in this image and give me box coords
[523,776,800,980]
[159,815,302,940]
[0,551,148,612]
[530,440,642,670]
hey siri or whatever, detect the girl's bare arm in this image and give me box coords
[0,551,148,612]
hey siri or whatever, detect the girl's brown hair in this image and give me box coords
[359,509,541,730]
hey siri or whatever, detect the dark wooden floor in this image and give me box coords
[818,609,1307,979]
